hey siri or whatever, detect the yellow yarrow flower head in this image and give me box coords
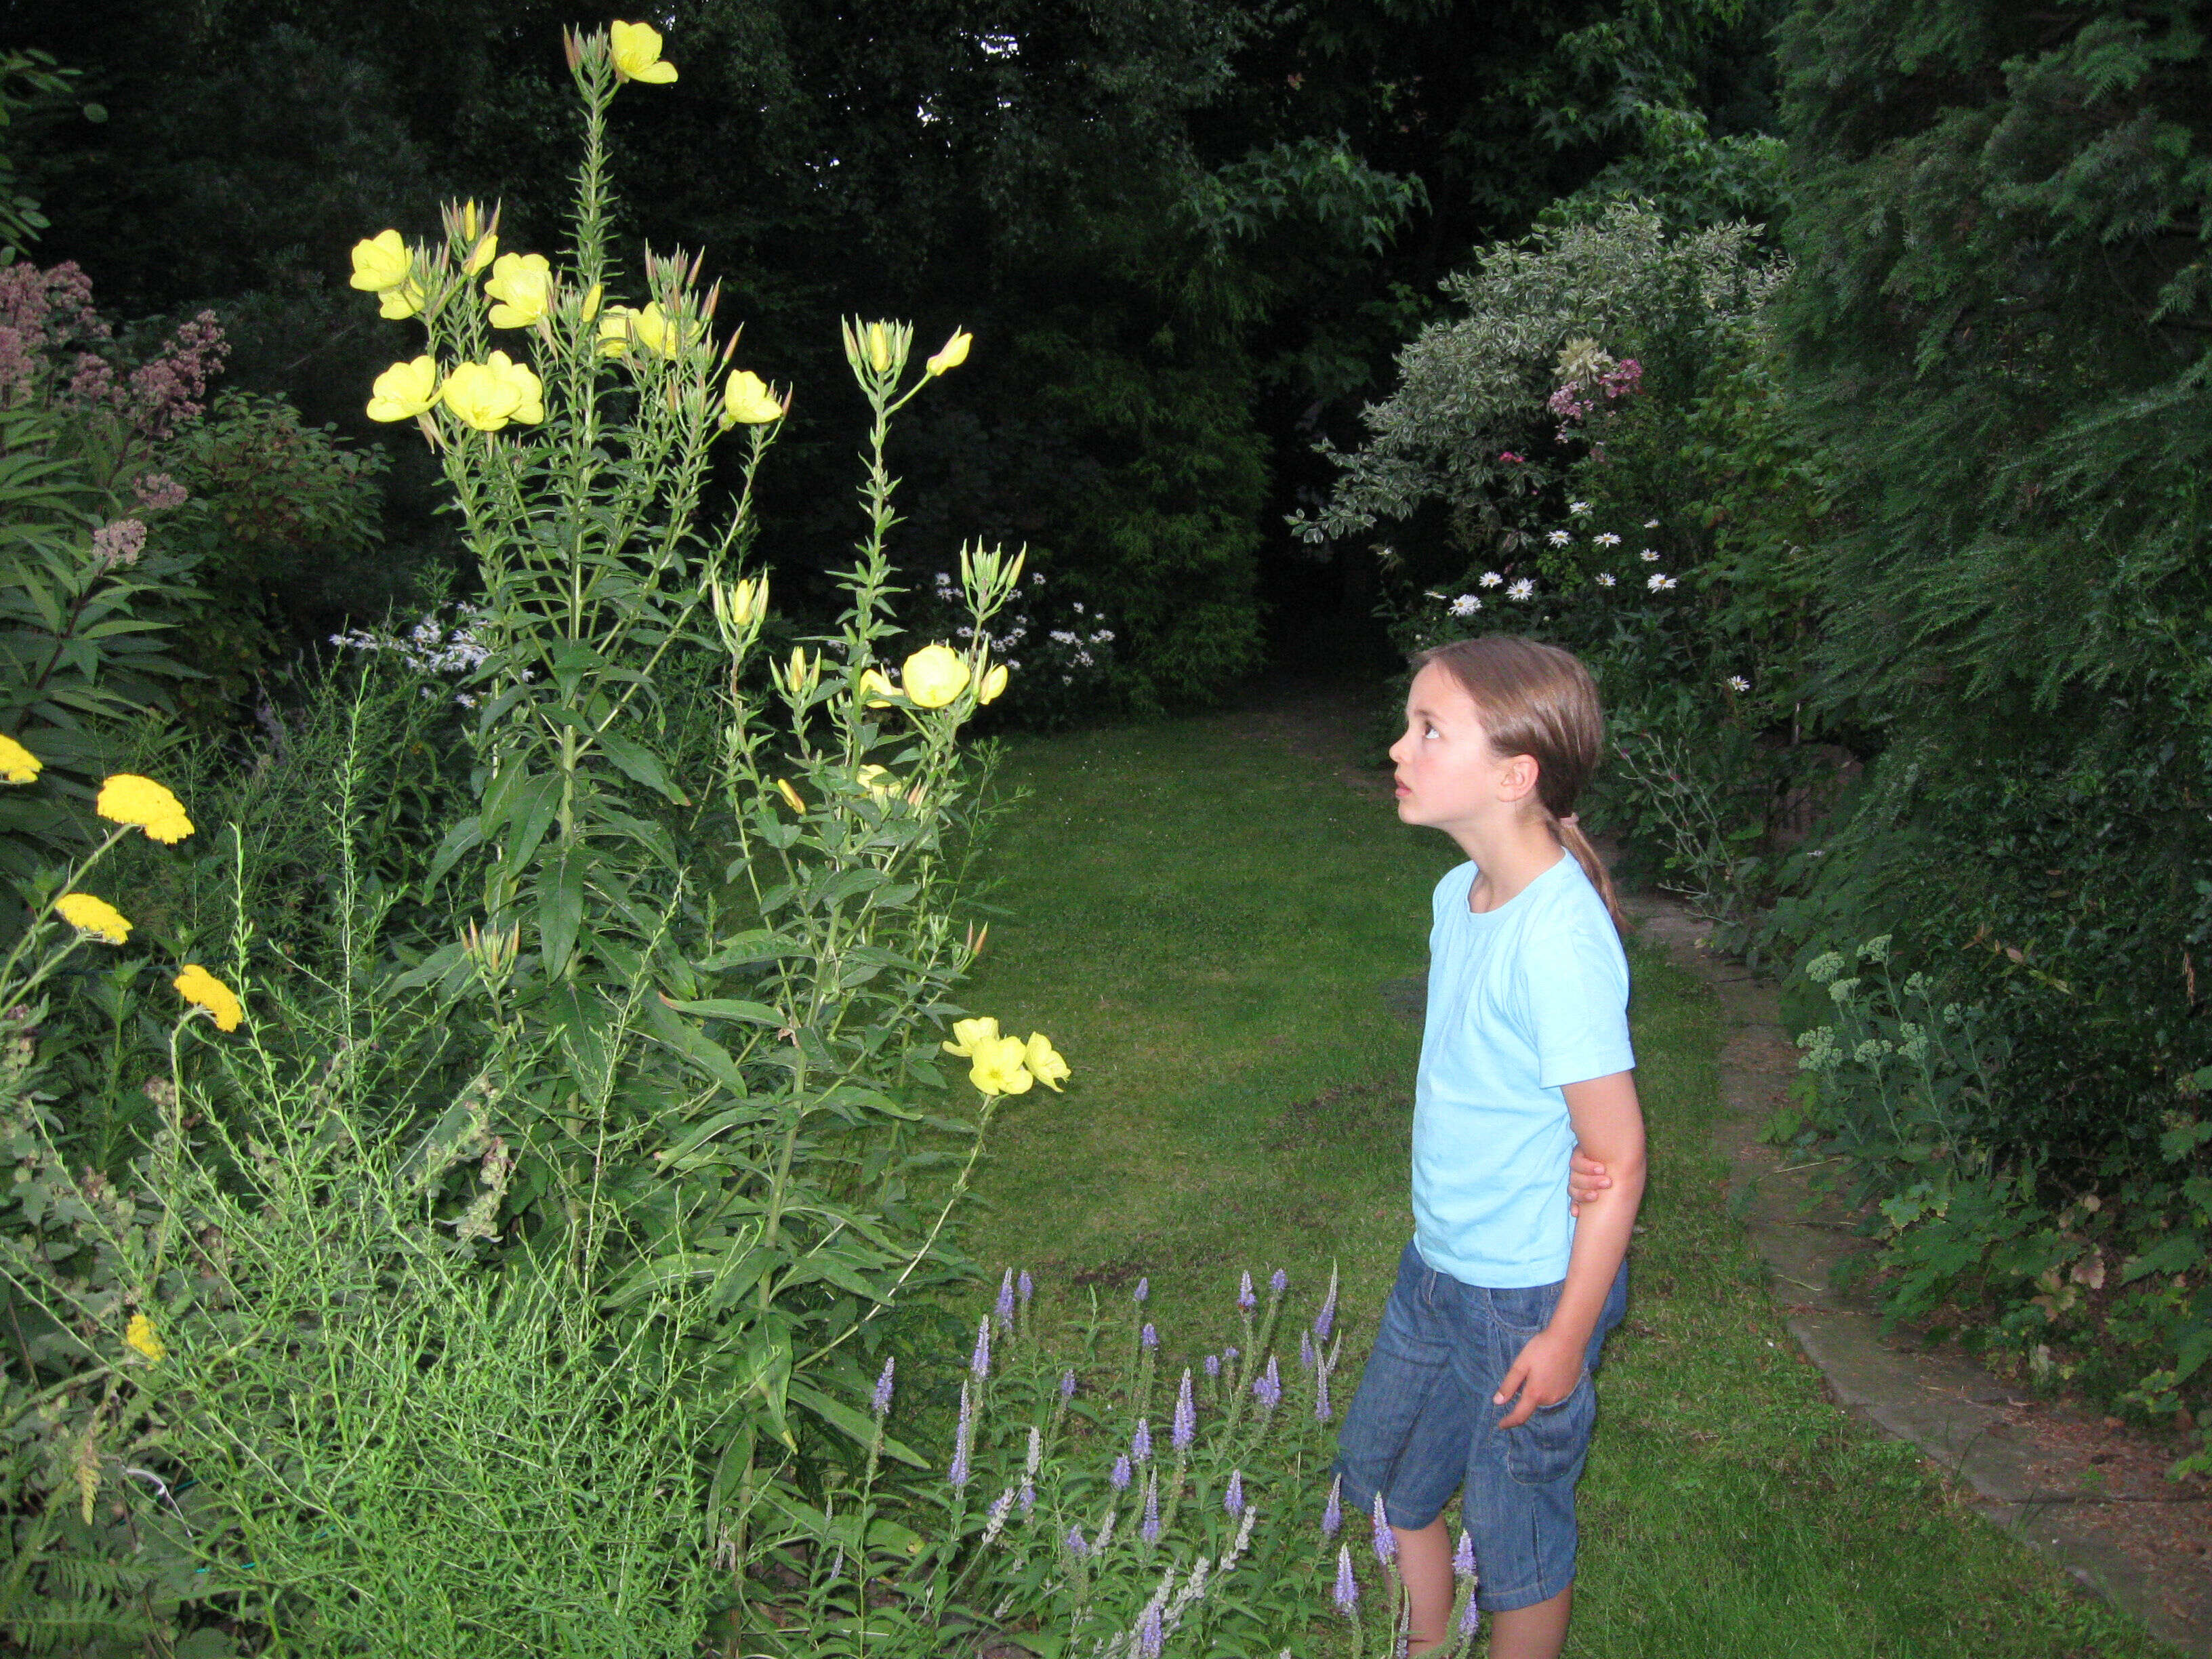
[926,328,972,376]
[55,893,131,944]
[366,356,441,422]
[969,1035,1034,1097]
[125,1313,166,1362]
[483,251,552,328]
[0,733,41,783]
[173,964,243,1032]
[720,369,784,426]
[377,279,427,321]
[941,1015,1001,1059]
[609,20,678,83]
[348,229,410,292]
[899,644,970,708]
[1023,1033,1069,1091]
[96,775,193,843]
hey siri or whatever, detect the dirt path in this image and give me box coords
[1237,678,2212,1654]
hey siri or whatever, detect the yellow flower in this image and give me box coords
[377,279,427,321]
[0,733,41,784]
[941,1015,1001,1058]
[609,20,679,83]
[775,778,805,813]
[125,1313,165,1363]
[598,302,682,359]
[55,893,131,944]
[173,964,243,1032]
[440,352,542,432]
[855,764,898,801]
[96,775,193,844]
[926,329,972,376]
[899,644,970,709]
[366,356,442,422]
[863,321,893,374]
[859,668,899,708]
[462,232,497,275]
[724,575,767,626]
[1023,1033,1069,1091]
[580,281,605,321]
[969,1035,1034,1097]
[720,369,784,426]
[483,251,552,328]
[979,662,1009,704]
[348,229,409,292]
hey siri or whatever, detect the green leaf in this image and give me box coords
[659,994,783,1026]
[596,726,690,804]
[786,1379,926,1468]
[537,846,585,977]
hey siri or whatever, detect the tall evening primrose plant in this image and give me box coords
[344,21,1037,1519]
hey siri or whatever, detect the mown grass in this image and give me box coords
[954,698,2167,1657]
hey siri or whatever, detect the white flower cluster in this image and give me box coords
[1450,593,1482,617]
[331,605,509,704]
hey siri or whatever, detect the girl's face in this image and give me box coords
[1389,662,1527,840]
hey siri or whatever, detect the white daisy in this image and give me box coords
[1639,548,1660,561]
[1450,594,1482,617]
[1593,532,1620,548]
[1547,529,1572,548]
[1595,572,1616,587]
[1647,573,1677,591]
[1479,571,1503,588]
[1507,577,1536,601]
[1644,518,1660,528]
[1568,501,1591,516]
[1726,675,1750,692]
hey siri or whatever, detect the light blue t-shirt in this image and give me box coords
[1412,854,1635,1287]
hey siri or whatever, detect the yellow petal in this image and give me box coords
[926,328,972,376]
[462,231,497,275]
[979,662,1008,704]
[863,321,893,373]
[776,777,805,813]
[348,228,409,292]
[859,668,899,708]
[483,251,552,328]
[366,356,441,422]
[941,1015,1001,1058]
[377,279,426,320]
[899,644,970,709]
[969,1035,1034,1097]
[720,368,784,426]
[1024,1032,1069,1090]
[609,20,679,83]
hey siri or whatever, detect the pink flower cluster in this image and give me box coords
[0,260,227,439]
[1547,358,1643,440]
[91,518,148,571]
[131,472,190,511]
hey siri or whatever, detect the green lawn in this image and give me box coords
[954,704,2165,1658]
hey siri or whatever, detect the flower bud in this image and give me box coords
[926,328,972,376]
[864,321,892,373]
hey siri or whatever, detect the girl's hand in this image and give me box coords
[1494,1327,1583,1429]
[1568,1146,1611,1216]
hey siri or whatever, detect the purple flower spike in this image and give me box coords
[1370,1492,1395,1565]
[1315,1273,1338,1341]
[1172,1369,1196,1450]
[1131,1418,1153,1465]
[1222,1345,1238,1363]
[996,1269,1016,1329]
[1299,1329,1316,1371]
[1224,1468,1246,1518]
[1333,1543,1358,1614]
[1020,1477,1036,1516]
[1270,1267,1288,1295]
[1141,1469,1161,1544]
[970,1315,992,1380]
[949,1381,974,1489]
[1018,1269,1034,1307]
[1453,1528,1475,1580]
[1236,1270,1256,1311]
[1139,1602,1164,1658]
[1134,1276,1149,1305]
[1059,1368,1078,1401]
[1067,1525,1088,1559]
[1111,1452,1132,1490]
[1458,1592,1481,1639]
[1316,1372,1332,1423]
[1252,1355,1282,1411]
[1204,1351,1221,1378]
[871,1356,895,1417]
[1141,1322,1158,1351]
[1322,1473,1343,1538]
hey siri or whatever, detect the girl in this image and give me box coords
[1335,636,1646,1659]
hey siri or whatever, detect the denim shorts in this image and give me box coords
[1334,1240,1629,1612]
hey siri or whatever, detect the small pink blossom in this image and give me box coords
[131,472,190,511]
[1499,451,1524,464]
[91,518,148,571]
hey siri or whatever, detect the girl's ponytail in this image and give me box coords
[1551,812,1626,936]
[1413,635,1627,937]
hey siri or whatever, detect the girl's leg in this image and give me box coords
[1488,1584,1572,1659]
[1393,1517,1454,1654]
